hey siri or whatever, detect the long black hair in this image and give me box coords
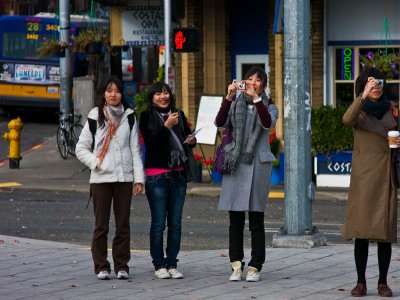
[97,75,130,128]
[146,82,176,111]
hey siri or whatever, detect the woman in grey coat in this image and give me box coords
[215,66,279,282]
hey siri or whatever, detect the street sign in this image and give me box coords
[316,152,352,175]
[121,0,164,47]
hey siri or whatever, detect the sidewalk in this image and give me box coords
[2,137,400,299]
[1,234,399,300]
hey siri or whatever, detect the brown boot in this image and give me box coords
[351,283,367,297]
[377,284,393,297]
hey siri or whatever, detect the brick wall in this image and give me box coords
[267,0,276,102]
[311,0,324,108]
[175,0,204,123]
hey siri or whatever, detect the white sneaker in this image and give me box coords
[97,270,110,280]
[117,270,129,279]
[168,268,183,279]
[155,268,171,279]
[246,267,260,282]
[229,261,242,281]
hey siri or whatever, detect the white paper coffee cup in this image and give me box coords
[388,130,400,148]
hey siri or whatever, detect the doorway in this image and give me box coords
[235,54,270,96]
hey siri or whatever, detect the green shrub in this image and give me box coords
[311,105,353,154]
[133,89,148,118]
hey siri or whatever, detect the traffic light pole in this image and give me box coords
[272,0,325,248]
[164,0,171,84]
[59,0,72,122]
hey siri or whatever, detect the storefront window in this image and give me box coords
[386,83,399,101]
[333,46,400,106]
[336,83,354,106]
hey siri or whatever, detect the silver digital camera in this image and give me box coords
[376,79,384,88]
[237,82,246,90]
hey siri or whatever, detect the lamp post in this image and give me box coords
[272,0,325,248]
[164,0,171,85]
[59,0,72,123]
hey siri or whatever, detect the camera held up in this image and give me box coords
[376,79,384,88]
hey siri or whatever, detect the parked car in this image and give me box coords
[121,46,133,82]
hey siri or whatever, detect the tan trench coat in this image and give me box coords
[341,96,398,243]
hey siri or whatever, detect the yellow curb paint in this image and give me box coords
[0,182,22,188]
[269,191,284,199]
[30,144,43,150]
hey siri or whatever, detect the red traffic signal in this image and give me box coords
[172,27,201,53]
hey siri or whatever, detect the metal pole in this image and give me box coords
[283,0,312,235]
[272,0,324,248]
[59,0,72,120]
[164,0,171,84]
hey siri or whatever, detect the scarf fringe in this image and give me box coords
[222,92,268,172]
[240,152,254,164]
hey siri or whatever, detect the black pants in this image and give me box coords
[229,211,265,271]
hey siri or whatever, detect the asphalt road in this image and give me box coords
[0,189,351,250]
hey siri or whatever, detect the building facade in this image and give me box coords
[2,0,399,136]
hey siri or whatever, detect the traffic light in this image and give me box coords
[172,27,201,53]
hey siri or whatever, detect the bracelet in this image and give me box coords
[253,97,262,103]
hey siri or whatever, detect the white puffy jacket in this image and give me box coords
[76,107,145,184]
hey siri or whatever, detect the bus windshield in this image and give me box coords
[3,32,57,61]
[0,14,108,109]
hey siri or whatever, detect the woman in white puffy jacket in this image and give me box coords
[76,75,145,281]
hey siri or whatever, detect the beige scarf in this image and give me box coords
[97,104,124,167]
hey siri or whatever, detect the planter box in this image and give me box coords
[211,170,222,185]
[271,166,281,185]
[314,151,352,187]
[270,152,284,185]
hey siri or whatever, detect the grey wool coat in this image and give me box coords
[217,101,279,212]
[341,96,398,243]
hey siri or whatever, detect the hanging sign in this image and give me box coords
[121,0,164,47]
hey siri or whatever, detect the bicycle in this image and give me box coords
[57,113,83,159]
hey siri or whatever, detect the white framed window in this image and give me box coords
[332,46,400,106]
[235,55,270,96]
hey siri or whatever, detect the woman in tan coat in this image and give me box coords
[342,67,398,297]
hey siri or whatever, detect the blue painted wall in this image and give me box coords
[229,0,269,78]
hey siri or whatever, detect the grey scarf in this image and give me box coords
[156,111,187,168]
[223,91,268,172]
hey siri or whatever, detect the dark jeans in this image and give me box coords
[91,182,133,274]
[145,171,186,270]
[229,211,265,271]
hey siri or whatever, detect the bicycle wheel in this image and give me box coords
[57,127,68,159]
[68,124,83,156]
